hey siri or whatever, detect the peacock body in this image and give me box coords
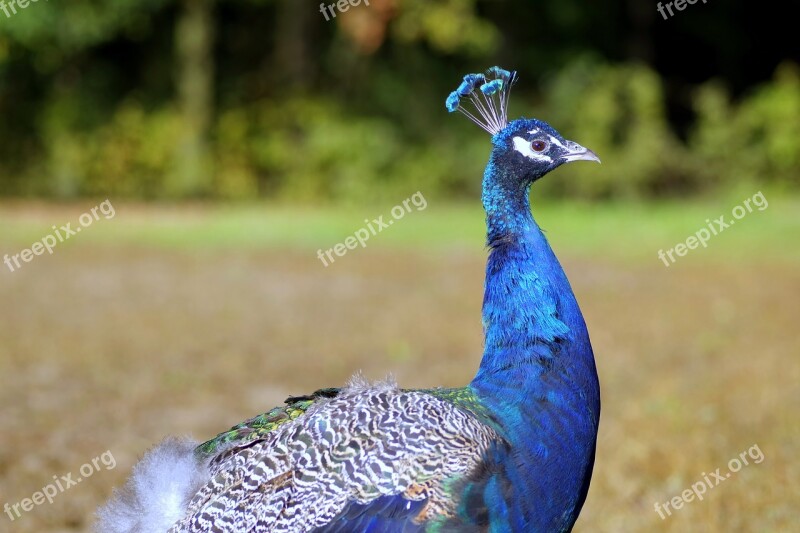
[97,67,601,533]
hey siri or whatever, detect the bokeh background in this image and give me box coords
[0,1,798,531]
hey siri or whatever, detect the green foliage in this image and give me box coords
[0,0,797,201]
[534,60,800,200]
[244,98,403,202]
[216,97,487,203]
[393,0,499,56]
[39,101,182,198]
[691,62,800,192]
[537,59,686,199]
[215,98,402,202]
[6,60,799,201]
[0,0,170,60]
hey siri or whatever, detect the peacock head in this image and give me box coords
[446,67,600,184]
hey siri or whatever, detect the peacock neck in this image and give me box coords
[465,163,601,529]
[470,162,598,414]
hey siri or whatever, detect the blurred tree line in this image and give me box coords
[0,0,797,202]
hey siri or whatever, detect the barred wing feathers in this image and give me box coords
[169,378,501,532]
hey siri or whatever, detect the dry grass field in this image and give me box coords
[0,201,798,532]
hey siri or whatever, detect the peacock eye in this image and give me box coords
[531,140,548,152]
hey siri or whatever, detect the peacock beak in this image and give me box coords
[562,141,601,164]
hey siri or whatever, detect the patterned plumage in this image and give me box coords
[170,379,500,532]
[96,67,602,533]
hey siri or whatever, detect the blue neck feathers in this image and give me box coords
[466,154,600,532]
[473,156,595,386]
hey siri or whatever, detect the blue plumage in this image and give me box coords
[459,116,601,531]
[457,74,484,96]
[445,92,460,113]
[480,79,504,96]
[317,496,427,533]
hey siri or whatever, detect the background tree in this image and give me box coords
[0,0,796,200]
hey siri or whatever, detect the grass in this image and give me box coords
[1,194,798,263]
[0,199,798,532]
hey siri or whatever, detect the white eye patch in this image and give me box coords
[512,136,553,163]
[546,135,568,150]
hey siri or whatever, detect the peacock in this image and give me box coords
[96,67,602,533]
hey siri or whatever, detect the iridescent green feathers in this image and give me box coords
[196,388,340,457]
[445,66,518,135]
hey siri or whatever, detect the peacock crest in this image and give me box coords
[445,66,518,135]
